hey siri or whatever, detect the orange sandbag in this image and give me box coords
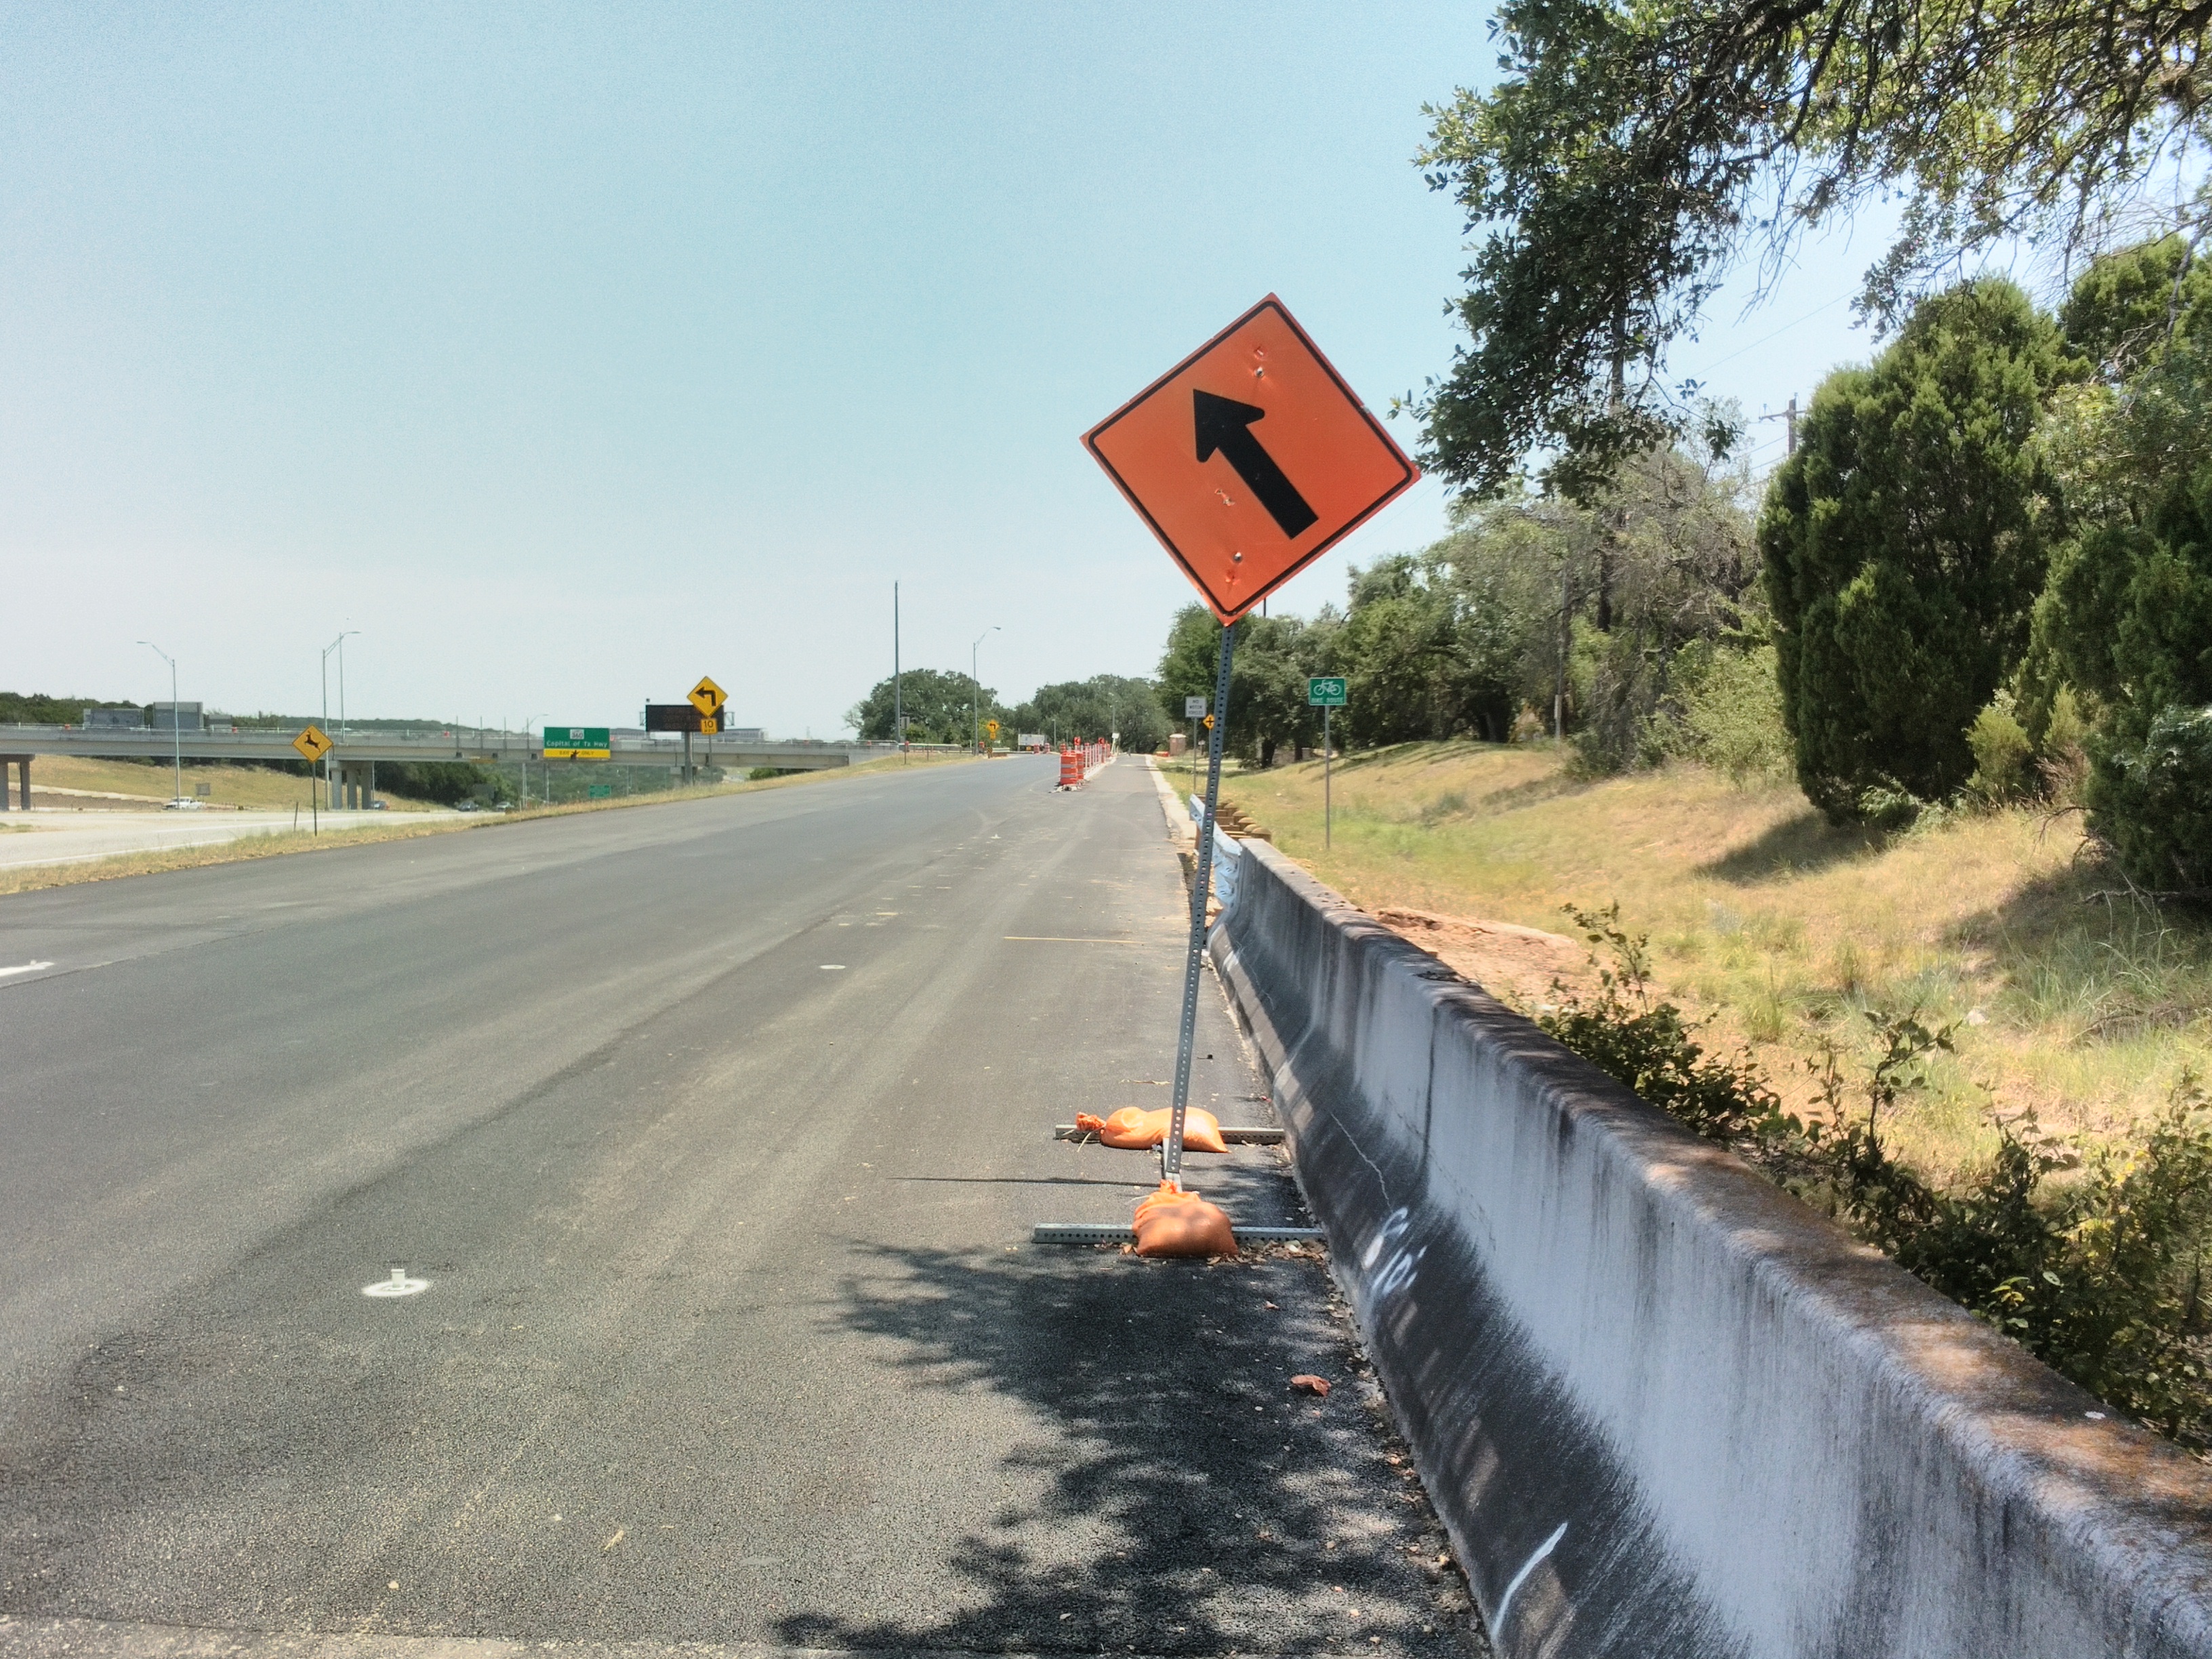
[1131,1184,1237,1258]
[1071,1107,1229,1154]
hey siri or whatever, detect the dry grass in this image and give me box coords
[0,751,979,899]
[1225,741,2212,1181]
[24,754,443,811]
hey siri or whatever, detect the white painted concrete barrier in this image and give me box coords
[1211,838,2212,1659]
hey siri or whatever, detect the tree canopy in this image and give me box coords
[847,668,1006,746]
[1008,676,1169,752]
[1415,0,2212,495]
[1149,438,1765,770]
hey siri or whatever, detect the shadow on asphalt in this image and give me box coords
[779,1223,1488,1657]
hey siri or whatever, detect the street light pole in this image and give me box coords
[137,642,181,803]
[970,626,998,754]
[322,631,357,808]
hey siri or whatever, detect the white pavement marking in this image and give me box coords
[0,961,54,978]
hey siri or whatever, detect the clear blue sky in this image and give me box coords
[3,3,1884,735]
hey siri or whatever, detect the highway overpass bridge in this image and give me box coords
[0,724,945,808]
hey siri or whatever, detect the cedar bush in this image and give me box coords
[1759,280,2066,821]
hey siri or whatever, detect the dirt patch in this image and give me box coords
[1372,907,1589,1008]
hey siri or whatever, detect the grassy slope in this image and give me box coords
[26,754,443,811]
[1224,741,2211,1179]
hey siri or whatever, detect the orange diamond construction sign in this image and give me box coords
[1082,294,1418,622]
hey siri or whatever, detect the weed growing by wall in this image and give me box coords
[1542,902,2212,1450]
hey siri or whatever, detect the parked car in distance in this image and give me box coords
[163,798,205,811]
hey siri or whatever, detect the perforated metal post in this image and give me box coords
[1164,620,1236,1191]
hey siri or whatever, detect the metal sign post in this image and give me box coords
[293,725,333,834]
[1164,622,1237,1191]
[1307,677,1346,851]
[1037,292,1417,1248]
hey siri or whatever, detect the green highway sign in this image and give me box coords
[586,784,613,799]
[1307,676,1348,708]
[544,726,611,759]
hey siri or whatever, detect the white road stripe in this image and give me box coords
[0,960,54,978]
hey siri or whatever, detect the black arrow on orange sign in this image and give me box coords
[1193,390,1318,539]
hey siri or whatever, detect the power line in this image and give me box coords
[1695,295,1849,375]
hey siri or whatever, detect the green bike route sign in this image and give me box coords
[1307,676,1347,707]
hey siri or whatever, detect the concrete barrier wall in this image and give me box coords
[1211,838,2212,1659]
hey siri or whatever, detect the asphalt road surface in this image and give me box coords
[0,757,1486,1658]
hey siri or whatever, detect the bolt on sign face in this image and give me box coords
[292,724,333,762]
[689,676,726,716]
[1083,295,1419,623]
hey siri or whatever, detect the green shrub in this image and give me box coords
[1967,692,2037,802]
[1851,783,1925,829]
[1759,280,2066,820]
[2089,704,2212,893]
[1663,642,1795,784]
[1542,901,2212,1449]
[1540,905,1788,1142]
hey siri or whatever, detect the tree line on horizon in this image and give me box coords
[846,670,1170,754]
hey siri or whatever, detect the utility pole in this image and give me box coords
[1761,395,1800,456]
[321,631,356,808]
[1555,565,1571,743]
[1599,314,1627,633]
[138,641,182,803]
[894,581,904,762]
